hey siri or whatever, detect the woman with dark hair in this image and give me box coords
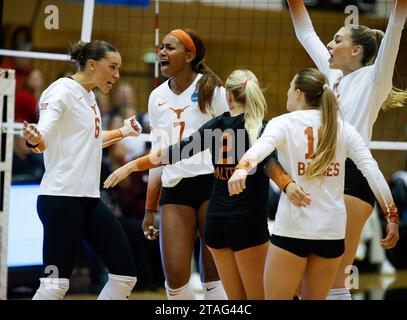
[137,28,230,300]
[104,69,298,299]
[23,40,141,300]
[287,0,406,299]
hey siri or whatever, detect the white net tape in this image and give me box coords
[0,69,16,300]
[0,122,404,151]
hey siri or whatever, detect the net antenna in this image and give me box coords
[154,0,160,88]
[0,0,95,61]
[0,69,16,300]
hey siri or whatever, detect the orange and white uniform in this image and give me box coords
[37,77,102,198]
[239,110,397,240]
[146,74,229,211]
[288,0,407,144]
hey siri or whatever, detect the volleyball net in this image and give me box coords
[0,0,406,298]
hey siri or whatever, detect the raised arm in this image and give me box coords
[347,124,399,248]
[287,0,332,76]
[371,0,407,94]
[102,115,142,148]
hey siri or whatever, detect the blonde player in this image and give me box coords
[104,70,297,299]
[228,68,399,300]
[139,28,228,300]
[287,0,407,299]
[23,40,141,300]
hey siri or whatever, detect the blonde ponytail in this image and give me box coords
[225,70,267,145]
[293,68,339,177]
[381,86,407,110]
[306,87,339,177]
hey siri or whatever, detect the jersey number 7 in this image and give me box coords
[173,121,185,140]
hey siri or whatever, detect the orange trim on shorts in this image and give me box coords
[168,29,196,56]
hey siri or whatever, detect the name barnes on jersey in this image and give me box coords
[297,161,340,177]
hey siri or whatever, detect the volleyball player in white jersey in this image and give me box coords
[228,68,399,299]
[142,28,228,300]
[104,70,298,299]
[287,0,407,299]
[23,40,141,300]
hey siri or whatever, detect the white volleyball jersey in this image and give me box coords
[148,73,229,187]
[37,77,102,197]
[243,110,395,239]
[289,0,406,144]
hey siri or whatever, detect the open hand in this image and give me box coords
[103,164,132,188]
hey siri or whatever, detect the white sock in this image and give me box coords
[97,273,137,300]
[326,288,352,300]
[32,278,69,300]
[165,281,195,300]
[202,280,228,300]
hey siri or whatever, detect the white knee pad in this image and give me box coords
[32,278,70,300]
[202,280,227,300]
[97,273,137,300]
[165,281,195,300]
[326,288,352,300]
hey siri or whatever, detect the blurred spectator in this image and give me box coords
[82,242,108,294]
[15,69,44,123]
[108,83,145,126]
[1,26,33,90]
[106,141,164,291]
[141,112,150,134]
[94,89,112,129]
[390,171,407,221]
[12,135,44,182]
[56,66,75,79]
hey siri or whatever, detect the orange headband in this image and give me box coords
[168,29,196,56]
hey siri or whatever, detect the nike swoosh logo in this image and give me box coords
[158,101,167,106]
[206,287,215,292]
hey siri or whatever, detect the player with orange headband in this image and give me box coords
[104,69,302,299]
[137,28,228,300]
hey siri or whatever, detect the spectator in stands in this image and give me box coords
[12,135,44,182]
[106,141,164,291]
[15,69,44,123]
[1,26,33,90]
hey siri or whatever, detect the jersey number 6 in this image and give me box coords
[95,117,101,138]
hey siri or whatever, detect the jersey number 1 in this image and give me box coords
[304,127,321,159]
